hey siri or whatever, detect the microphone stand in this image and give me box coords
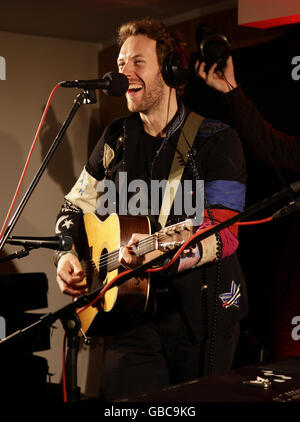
[0,245,36,263]
[0,88,97,253]
[0,181,299,402]
[0,87,97,402]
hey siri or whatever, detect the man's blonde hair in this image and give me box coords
[117,17,186,71]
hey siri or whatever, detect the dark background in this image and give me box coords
[183,25,300,365]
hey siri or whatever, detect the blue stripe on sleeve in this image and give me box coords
[205,180,246,212]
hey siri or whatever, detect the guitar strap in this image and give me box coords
[158,111,205,229]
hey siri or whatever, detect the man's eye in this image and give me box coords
[118,63,124,69]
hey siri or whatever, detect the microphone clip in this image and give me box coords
[0,247,32,263]
[75,89,97,106]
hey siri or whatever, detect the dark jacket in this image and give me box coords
[56,105,248,351]
[224,87,300,171]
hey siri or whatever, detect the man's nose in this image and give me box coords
[120,61,133,77]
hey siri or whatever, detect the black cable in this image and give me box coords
[205,200,222,376]
[186,146,223,376]
[163,117,224,376]
[220,72,235,91]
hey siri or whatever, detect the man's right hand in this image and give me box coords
[56,252,87,297]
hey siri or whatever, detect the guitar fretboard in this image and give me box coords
[103,234,157,272]
[88,219,193,273]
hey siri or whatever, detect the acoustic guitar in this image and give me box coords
[79,212,194,334]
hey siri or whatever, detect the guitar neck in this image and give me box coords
[106,219,193,272]
[106,234,157,272]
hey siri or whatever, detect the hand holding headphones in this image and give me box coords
[197,55,238,94]
[195,24,237,93]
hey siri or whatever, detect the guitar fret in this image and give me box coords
[105,237,155,271]
[92,220,193,274]
[106,251,120,272]
[138,235,156,255]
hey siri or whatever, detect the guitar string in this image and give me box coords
[83,218,193,271]
[83,230,189,275]
[82,217,194,277]
[83,243,189,281]
[86,232,174,266]
[84,233,169,270]
[94,230,184,265]
[83,241,156,278]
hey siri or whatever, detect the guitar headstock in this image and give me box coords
[157,220,195,252]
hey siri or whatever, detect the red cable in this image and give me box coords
[236,217,273,225]
[0,81,69,401]
[77,225,215,315]
[62,214,276,401]
[63,215,275,401]
[1,81,275,402]
[0,83,62,240]
[75,217,274,313]
[62,331,68,402]
[62,225,218,400]
[63,196,275,402]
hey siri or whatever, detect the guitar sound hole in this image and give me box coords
[89,248,108,310]
[99,248,108,283]
[88,247,107,294]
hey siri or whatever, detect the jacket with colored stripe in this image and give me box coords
[56,104,248,351]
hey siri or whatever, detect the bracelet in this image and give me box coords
[53,249,79,267]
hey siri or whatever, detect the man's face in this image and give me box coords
[117,34,167,114]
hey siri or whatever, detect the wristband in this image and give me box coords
[53,249,79,267]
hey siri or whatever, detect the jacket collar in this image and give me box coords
[121,102,187,182]
[124,101,187,140]
[165,101,186,140]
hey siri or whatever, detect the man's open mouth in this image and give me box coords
[127,84,143,94]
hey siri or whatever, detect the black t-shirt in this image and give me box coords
[133,129,164,182]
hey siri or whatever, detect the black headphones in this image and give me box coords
[196,24,231,73]
[161,37,190,88]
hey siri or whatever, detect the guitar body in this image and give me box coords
[79,213,151,335]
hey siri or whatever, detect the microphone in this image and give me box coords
[6,235,73,251]
[290,180,300,194]
[273,197,300,220]
[60,71,129,96]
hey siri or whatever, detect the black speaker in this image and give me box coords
[0,273,50,401]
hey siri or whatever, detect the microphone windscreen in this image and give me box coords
[102,71,129,96]
[60,235,73,251]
